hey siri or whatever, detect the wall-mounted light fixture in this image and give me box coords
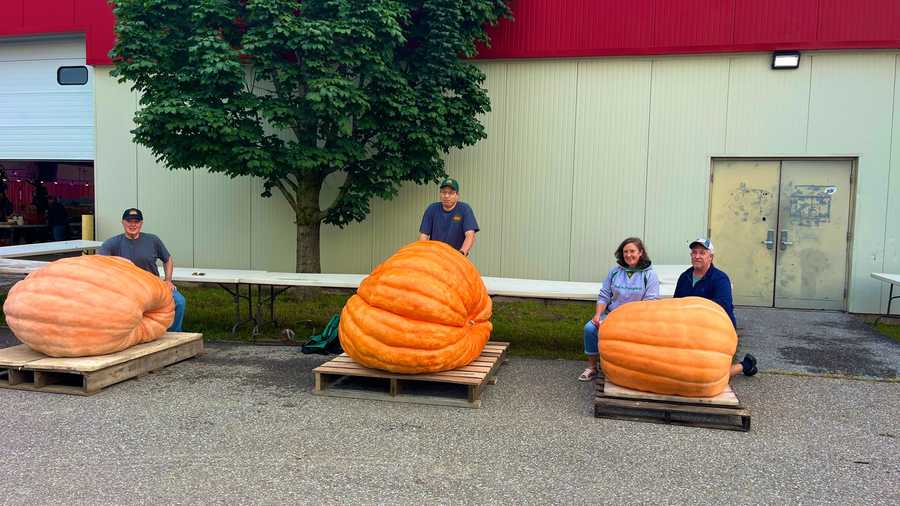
[771,50,801,69]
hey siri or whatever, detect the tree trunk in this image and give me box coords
[274,175,324,273]
[295,218,321,273]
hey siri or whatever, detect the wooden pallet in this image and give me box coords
[313,341,510,408]
[594,380,751,431]
[0,332,203,396]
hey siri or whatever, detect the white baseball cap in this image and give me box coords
[689,238,714,252]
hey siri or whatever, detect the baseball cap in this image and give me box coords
[689,237,714,252]
[439,178,459,192]
[122,208,144,221]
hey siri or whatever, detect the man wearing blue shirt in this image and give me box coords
[674,238,757,377]
[418,178,479,256]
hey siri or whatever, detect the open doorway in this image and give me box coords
[0,161,94,245]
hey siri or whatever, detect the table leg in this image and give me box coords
[251,285,289,336]
[269,284,275,324]
[232,282,240,333]
[220,282,256,334]
[889,283,895,315]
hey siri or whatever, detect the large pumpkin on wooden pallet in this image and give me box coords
[4,255,175,357]
[339,241,492,374]
[599,297,737,397]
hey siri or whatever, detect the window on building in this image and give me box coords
[57,66,89,86]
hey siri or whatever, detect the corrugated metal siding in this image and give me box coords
[487,0,655,56]
[651,0,734,49]
[0,0,114,65]
[250,177,296,272]
[94,67,137,239]
[192,171,252,269]
[725,54,810,154]
[805,53,897,313]
[886,56,900,314]
[93,51,900,313]
[3,1,898,64]
[644,57,729,262]
[579,0,653,51]
[135,147,194,265]
[477,0,900,59]
[499,61,577,280]
[443,62,509,276]
[818,0,900,43]
[23,0,74,27]
[320,172,375,274]
[569,59,651,282]
[733,0,819,45]
[370,185,433,266]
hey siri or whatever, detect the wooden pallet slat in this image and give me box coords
[0,333,203,396]
[313,341,509,408]
[594,380,751,432]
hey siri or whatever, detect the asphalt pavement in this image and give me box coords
[0,308,897,505]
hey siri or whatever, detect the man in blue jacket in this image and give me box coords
[674,238,757,376]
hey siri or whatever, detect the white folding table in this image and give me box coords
[0,240,102,258]
[871,273,900,314]
[171,268,269,334]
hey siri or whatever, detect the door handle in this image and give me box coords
[780,230,793,250]
[761,230,775,249]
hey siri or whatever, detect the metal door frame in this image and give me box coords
[707,156,857,310]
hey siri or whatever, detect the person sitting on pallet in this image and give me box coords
[674,238,757,377]
[98,208,186,332]
[579,237,660,381]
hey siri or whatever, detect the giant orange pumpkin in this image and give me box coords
[4,255,175,357]
[599,297,738,397]
[339,241,492,374]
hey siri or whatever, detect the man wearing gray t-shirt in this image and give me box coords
[98,208,186,332]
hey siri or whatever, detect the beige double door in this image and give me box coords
[709,160,852,310]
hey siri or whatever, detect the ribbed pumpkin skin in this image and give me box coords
[4,255,175,357]
[599,297,737,397]
[339,241,492,374]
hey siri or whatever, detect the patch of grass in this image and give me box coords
[491,298,591,360]
[180,285,351,343]
[176,286,592,359]
[874,322,900,344]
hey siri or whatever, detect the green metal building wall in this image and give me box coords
[94,51,900,314]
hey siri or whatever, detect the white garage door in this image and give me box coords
[0,36,94,161]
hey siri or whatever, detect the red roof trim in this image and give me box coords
[0,0,897,66]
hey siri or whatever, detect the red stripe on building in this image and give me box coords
[0,0,897,65]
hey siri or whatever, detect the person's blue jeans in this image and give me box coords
[169,289,186,332]
[583,315,606,355]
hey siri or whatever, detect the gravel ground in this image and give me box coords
[735,307,900,378]
[0,343,898,505]
[0,306,898,504]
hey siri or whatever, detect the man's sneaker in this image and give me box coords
[741,353,758,377]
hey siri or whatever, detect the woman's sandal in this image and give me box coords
[578,367,598,381]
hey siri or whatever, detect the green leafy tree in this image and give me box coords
[111,0,510,272]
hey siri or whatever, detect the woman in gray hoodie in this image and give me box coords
[578,237,660,381]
